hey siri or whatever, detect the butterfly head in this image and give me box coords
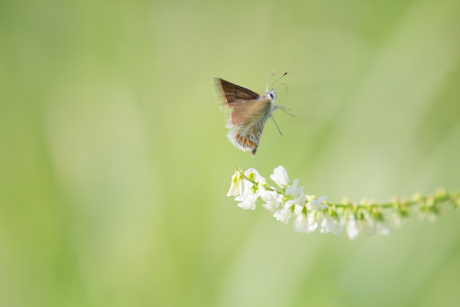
[267,90,277,103]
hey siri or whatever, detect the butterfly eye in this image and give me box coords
[269,93,274,98]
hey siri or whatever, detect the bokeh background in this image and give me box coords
[1,0,460,306]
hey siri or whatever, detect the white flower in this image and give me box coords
[392,211,406,227]
[376,221,391,235]
[307,196,328,211]
[438,201,454,215]
[227,171,244,197]
[320,219,327,234]
[261,190,283,212]
[286,179,307,206]
[357,217,375,236]
[235,190,258,210]
[226,166,459,240]
[286,179,302,197]
[294,211,317,233]
[293,212,308,233]
[244,168,266,184]
[320,212,343,236]
[292,201,304,215]
[236,168,267,199]
[274,208,292,224]
[346,217,359,240]
[237,178,253,197]
[256,182,279,199]
[270,165,289,188]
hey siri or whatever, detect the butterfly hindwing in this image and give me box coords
[227,97,272,156]
[229,119,268,156]
[229,97,271,126]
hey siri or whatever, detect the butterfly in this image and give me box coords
[212,71,294,156]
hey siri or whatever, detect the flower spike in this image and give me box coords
[227,166,459,240]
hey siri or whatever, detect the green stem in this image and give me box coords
[327,193,460,210]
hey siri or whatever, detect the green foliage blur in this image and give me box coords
[1,0,460,306]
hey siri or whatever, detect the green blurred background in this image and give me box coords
[1,0,460,306]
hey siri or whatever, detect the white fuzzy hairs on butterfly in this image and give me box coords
[224,103,294,154]
[226,122,260,152]
[226,129,252,153]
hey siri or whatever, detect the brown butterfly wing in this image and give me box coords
[227,97,272,156]
[229,97,271,126]
[213,77,260,105]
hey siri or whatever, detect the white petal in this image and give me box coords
[227,172,242,196]
[318,196,327,202]
[227,184,238,197]
[331,223,343,236]
[274,208,291,224]
[377,221,391,235]
[294,214,307,233]
[320,219,327,233]
[234,195,245,202]
[293,204,304,215]
[284,200,297,209]
[270,165,290,187]
[244,168,266,183]
[346,220,359,240]
[323,213,343,236]
[236,192,257,210]
[262,203,275,212]
[285,179,299,196]
[357,218,375,236]
[306,214,318,233]
[260,191,271,202]
[261,191,281,212]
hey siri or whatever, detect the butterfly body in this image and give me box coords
[213,72,291,156]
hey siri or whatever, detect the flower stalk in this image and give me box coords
[227,166,459,240]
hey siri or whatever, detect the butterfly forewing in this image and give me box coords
[214,78,260,105]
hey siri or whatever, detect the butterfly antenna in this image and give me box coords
[266,71,276,92]
[270,71,289,90]
[274,83,288,101]
[271,116,283,136]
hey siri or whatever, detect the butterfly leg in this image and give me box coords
[271,116,283,136]
[276,105,296,117]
